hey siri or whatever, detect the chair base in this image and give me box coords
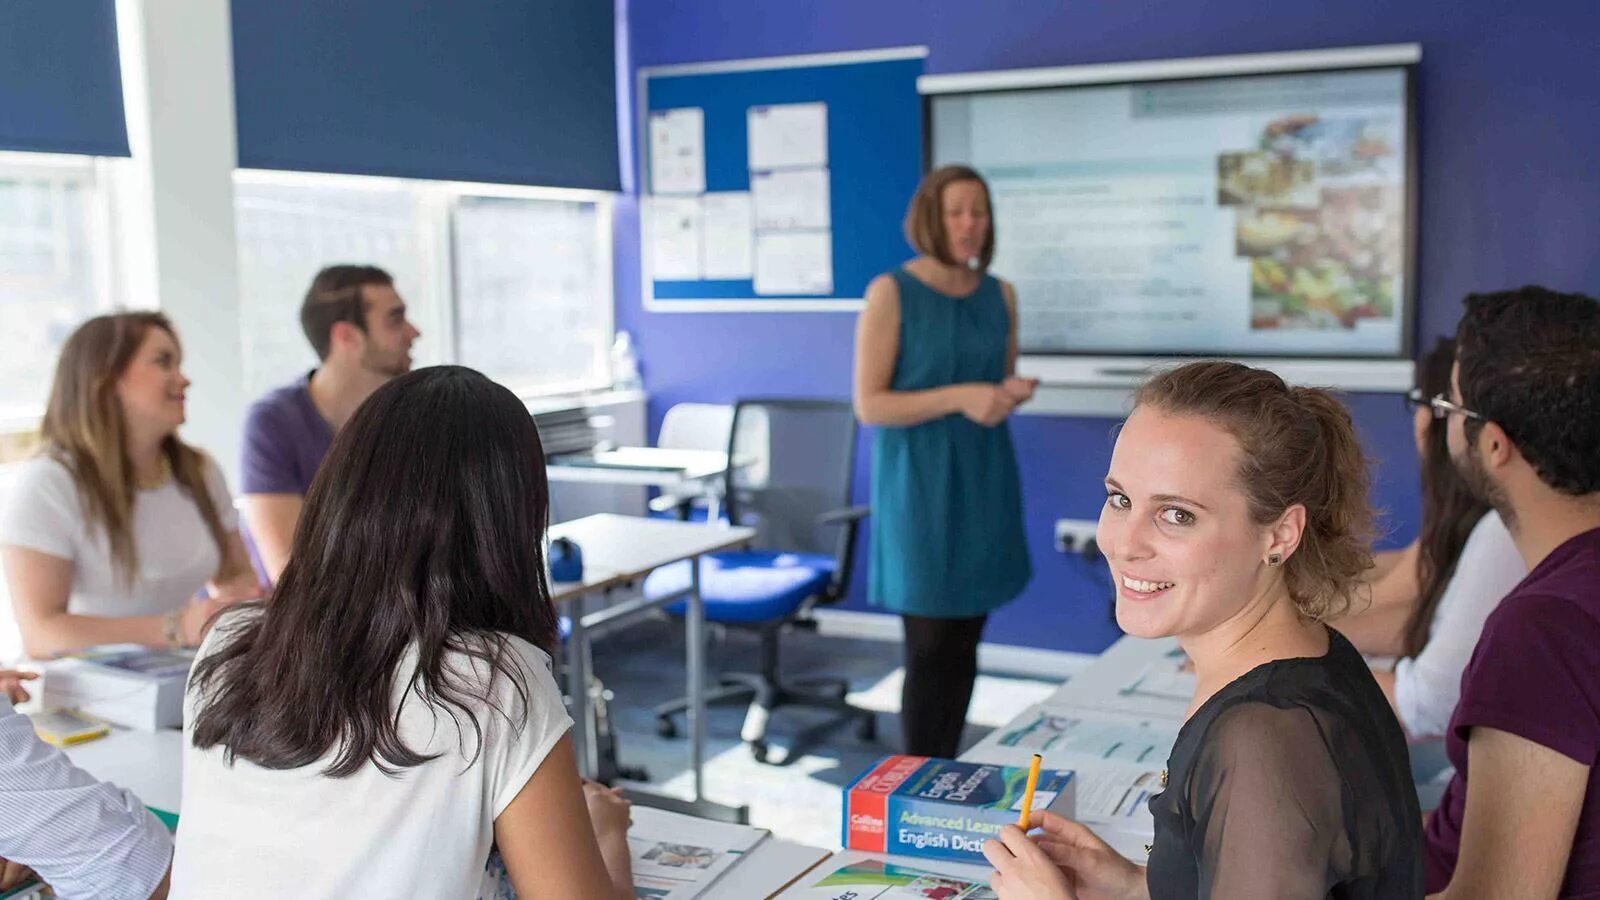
[653,625,877,764]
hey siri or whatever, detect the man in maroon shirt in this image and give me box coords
[1425,286,1600,899]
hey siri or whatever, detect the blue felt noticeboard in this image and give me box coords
[640,48,925,312]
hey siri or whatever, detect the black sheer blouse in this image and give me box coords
[1145,628,1424,898]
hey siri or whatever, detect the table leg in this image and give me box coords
[567,592,595,778]
[687,552,706,801]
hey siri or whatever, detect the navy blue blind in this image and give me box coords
[230,0,620,191]
[0,2,130,157]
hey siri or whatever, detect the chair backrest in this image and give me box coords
[657,403,733,453]
[723,399,856,556]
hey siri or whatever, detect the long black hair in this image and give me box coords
[1402,338,1489,658]
[190,366,558,776]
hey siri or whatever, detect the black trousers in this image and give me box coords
[900,613,987,759]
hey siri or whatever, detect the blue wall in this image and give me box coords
[615,0,1600,654]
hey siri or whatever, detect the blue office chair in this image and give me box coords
[645,398,874,763]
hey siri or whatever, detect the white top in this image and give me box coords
[1393,511,1526,738]
[0,454,237,618]
[0,702,173,899]
[171,616,572,899]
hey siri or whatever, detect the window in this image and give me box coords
[233,170,613,402]
[0,153,119,431]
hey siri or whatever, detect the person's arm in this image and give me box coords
[238,495,300,585]
[494,734,631,899]
[1390,513,1527,740]
[3,545,225,657]
[0,704,173,899]
[998,280,1038,404]
[1333,541,1420,657]
[853,273,1006,427]
[207,529,263,602]
[1429,727,1586,899]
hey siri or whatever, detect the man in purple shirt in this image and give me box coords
[240,265,421,583]
[1425,286,1600,899]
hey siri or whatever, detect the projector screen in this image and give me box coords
[929,64,1415,360]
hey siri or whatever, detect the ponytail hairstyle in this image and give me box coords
[1135,361,1375,620]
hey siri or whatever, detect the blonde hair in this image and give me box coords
[903,165,995,271]
[40,312,228,583]
[1134,361,1375,620]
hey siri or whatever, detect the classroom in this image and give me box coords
[1,1,1598,898]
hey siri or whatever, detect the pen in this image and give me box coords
[1018,753,1042,828]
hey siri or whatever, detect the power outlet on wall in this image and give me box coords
[1055,519,1101,559]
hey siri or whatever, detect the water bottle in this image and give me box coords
[610,330,642,390]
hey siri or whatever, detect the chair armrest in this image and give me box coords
[817,505,870,526]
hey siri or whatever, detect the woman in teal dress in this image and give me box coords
[852,165,1035,758]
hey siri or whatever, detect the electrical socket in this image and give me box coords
[1055,518,1101,558]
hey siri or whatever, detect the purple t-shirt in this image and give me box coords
[240,372,334,497]
[1425,526,1600,895]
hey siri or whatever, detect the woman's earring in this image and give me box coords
[1267,553,1283,568]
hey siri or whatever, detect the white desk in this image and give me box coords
[548,514,755,816]
[547,447,731,489]
[63,726,183,815]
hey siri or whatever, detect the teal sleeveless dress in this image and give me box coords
[868,269,1032,618]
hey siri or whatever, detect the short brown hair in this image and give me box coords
[300,264,394,360]
[1135,361,1374,620]
[903,165,995,271]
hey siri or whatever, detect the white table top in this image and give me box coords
[547,514,755,603]
[62,726,183,815]
[1040,634,1188,721]
[547,447,731,488]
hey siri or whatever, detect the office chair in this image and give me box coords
[644,398,875,763]
[648,402,734,522]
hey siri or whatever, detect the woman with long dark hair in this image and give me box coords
[1,312,259,657]
[1334,338,1524,738]
[171,367,632,899]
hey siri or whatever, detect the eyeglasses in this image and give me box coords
[1425,392,1484,422]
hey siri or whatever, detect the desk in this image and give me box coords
[547,447,731,489]
[62,726,182,815]
[548,514,755,819]
[62,729,828,899]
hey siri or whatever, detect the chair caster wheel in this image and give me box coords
[856,714,877,742]
[750,740,769,763]
[656,716,678,739]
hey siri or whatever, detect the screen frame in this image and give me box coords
[920,56,1420,367]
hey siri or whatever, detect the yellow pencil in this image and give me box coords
[1017,753,1043,828]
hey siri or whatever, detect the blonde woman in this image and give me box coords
[1,312,258,658]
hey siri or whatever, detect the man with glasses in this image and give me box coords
[1424,286,1600,899]
[239,265,422,584]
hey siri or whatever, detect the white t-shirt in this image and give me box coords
[171,615,572,899]
[0,454,236,618]
[1392,510,1526,739]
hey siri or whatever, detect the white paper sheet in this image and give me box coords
[701,191,754,279]
[751,168,831,231]
[648,196,703,281]
[754,231,832,295]
[649,107,706,195]
[747,101,828,170]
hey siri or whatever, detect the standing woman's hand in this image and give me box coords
[1002,376,1040,405]
[958,384,1019,427]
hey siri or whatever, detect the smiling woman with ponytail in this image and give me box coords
[982,361,1423,900]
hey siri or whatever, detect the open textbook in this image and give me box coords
[776,851,995,899]
[477,806,768,900]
